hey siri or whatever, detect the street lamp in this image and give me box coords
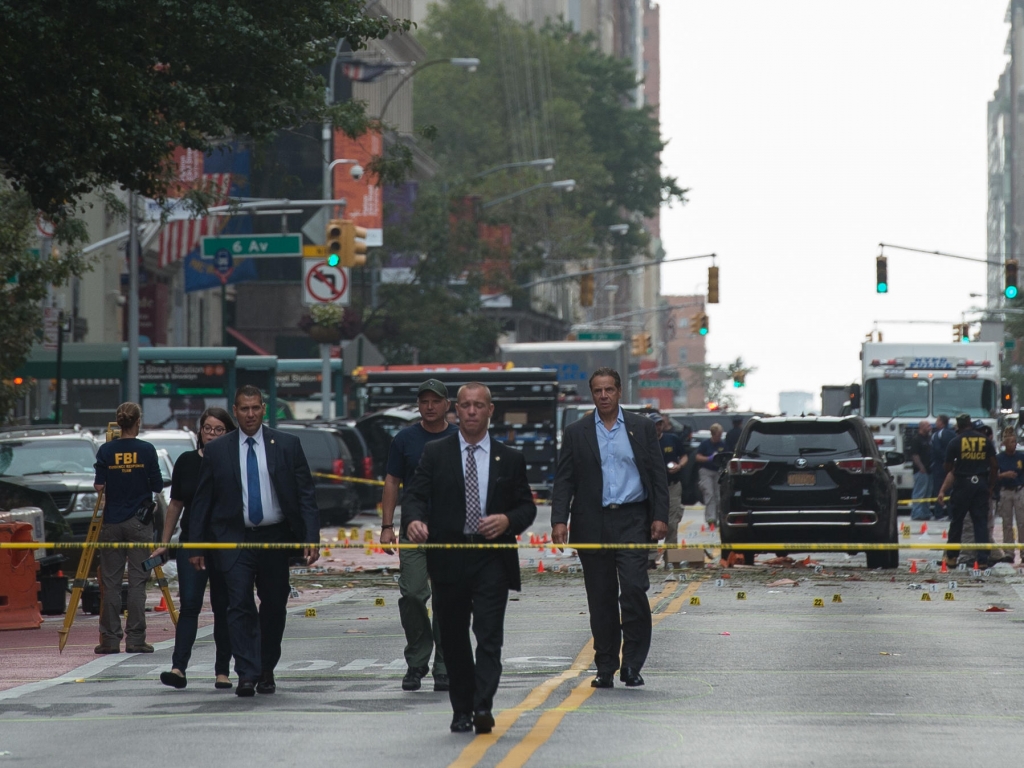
[480,179,576,210]
[472,158,555,178]
[377,58,480,121]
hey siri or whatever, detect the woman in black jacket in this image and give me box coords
[155,407,236,690]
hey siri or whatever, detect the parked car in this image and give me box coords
[332,421,381,511]
[355,406,421,486]
[718,416,901,569]
[137,428,197,464]
[277,424,360,525]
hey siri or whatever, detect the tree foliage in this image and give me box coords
[685,358,756,411]
[0,1,410,216]
[0,186,89,421]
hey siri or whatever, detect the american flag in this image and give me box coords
[157,173,232,269]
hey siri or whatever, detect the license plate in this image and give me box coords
[787,472,816,486]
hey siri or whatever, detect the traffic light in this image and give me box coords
[1001,382,1013,410]
[341,220,369,268]
[579,274,595,307]
[848,383,861,410]
[952,323,970,343]
[875,255,888,294]
[326,219,344,268]
[707,266,719,304]
[1006,259,1019,299]
[699,313,709,336]
[732,369,746,388]
[631,333,646,356]
[689,312,709,336]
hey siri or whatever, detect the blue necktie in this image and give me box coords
[245,436,264,525]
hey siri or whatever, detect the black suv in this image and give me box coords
[278,425,360,525]
[718,416,901,568]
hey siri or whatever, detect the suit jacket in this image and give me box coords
[189,426,320,569]
[930,426,956,474]
[551,408,669,544]
[402,433,536,590]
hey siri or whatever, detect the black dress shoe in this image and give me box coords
[433,673,450,692]
[450,713,473,733]
[620,667,645,687]
[159,671,187,690]
[236,680,256,697]
[591,673,614,689]
[473,710,495,734]
[256,673,276,694]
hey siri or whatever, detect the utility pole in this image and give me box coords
[127,191,140,405]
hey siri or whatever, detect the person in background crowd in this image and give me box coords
[929,415,955,520]
[651,413,686,570]
[909,420,932,521]
[724,417,743,453]
[93,402,164,654]
[937,414,998,569]
[696,424,725,524]
[379,379,458,693]
[154,407,236,690]
[979,423,1009,563]
[995,426,1024,565]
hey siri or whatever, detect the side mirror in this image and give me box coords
[884,451,904,467]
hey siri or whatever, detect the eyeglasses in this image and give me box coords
[201,425,227,436]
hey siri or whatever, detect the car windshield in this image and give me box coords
[864,379,929,418]
[0,440,97,476]
[932,379,996,419]
[741,423,861,458]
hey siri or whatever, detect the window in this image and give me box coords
[741,422,860,458]
[864,379,929,418]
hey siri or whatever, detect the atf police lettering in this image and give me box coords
[959,437,988,461]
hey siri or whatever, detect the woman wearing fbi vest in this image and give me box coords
[93,402,164,654]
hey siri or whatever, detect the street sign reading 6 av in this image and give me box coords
[303,260,350,306]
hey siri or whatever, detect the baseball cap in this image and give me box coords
[417,379,448,399]
[647,412,665,423]
[955,413,972,429]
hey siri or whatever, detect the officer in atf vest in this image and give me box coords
[936,413,999,568]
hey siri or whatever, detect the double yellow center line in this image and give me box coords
[450,577,702,768]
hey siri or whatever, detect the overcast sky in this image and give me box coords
[658,0,1010,413]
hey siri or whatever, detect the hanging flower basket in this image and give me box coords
[306,323,343,344]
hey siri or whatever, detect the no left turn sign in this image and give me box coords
[303,260,350,306]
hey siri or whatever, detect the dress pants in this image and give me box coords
[431,552,509,716]
[398,535,445,675]
[217,523,294,681]
[97,517,153,647]
[577,506,651,675]
[698,469,720,524]
[172,547,232,676]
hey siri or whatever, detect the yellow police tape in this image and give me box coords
[897,497,939,506]
[0,541,1021,551]
[311,472,385,487]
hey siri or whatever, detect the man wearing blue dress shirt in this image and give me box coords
[551,368,669,689]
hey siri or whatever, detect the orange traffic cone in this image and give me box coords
[940,560,948,574]
[700,524,706,533]
[974,561,979,570]
[537,560,545,574]
[155,596,168,613]
[542,533,549,544]
[920,523,928,535]
[909,560,918,574]
[942,530,947,539]
[709,522,716,532]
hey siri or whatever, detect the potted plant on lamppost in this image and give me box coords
[299,304,344,344]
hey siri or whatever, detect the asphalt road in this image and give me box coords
[3,508,1024,766]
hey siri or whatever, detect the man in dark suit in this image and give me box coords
[404,382,536,735]
[551,367,669,689]
[189,385,320,698]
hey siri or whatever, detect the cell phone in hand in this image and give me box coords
[142,552,169,571]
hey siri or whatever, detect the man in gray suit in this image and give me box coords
[551,368,669,689]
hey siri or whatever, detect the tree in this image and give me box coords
[684,358,756,411]
[0,186,89,421]
[0,1,410,216]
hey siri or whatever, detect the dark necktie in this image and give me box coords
[464,444,482,533]
[245,436,264,525]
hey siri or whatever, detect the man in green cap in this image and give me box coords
[379,379,458,691]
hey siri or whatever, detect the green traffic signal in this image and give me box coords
[327,253,340,267]
[1007,285,1019,300]
[877,282,887,294]
[699,327,708,336]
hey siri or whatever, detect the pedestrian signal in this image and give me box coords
[1006,259,1019,299]
[579,274,595,307]
[707,266,719,304]
[875,255,888,294]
